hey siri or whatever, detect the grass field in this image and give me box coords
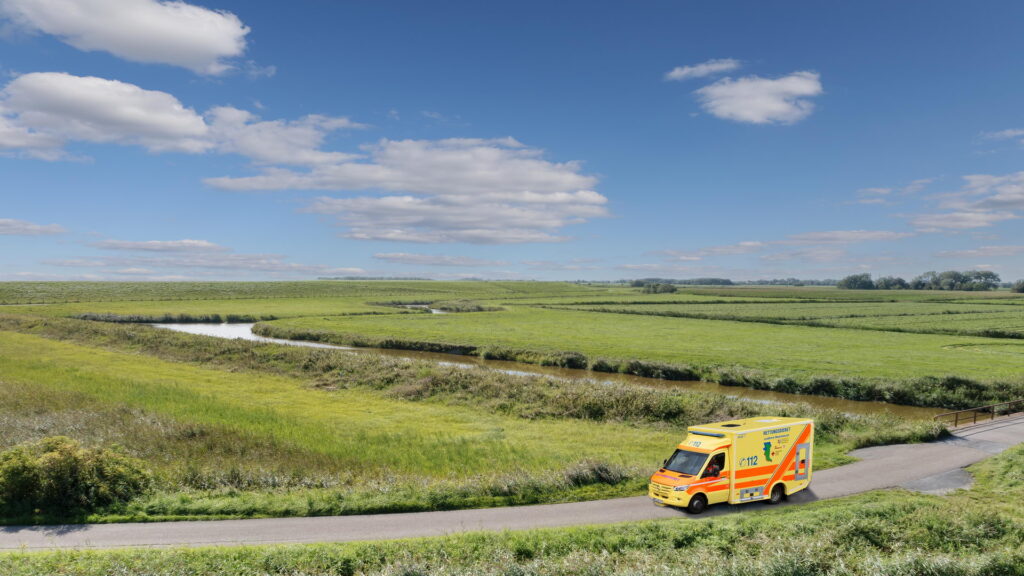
[260,306,1024,407]
[4,442,1021,575]
[0,314,943,523]
[553,301,1024,338]
[0,280,1020,526]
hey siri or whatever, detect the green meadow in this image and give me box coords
[0,280,1020,525]
[0,311,940,523]
[261,305,1024,407]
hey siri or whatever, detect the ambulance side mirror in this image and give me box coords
[662,459,668,467]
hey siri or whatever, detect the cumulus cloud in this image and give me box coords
[0,217,65,235]
[695,71,823,124]
[0,74,604,245]
[2,72,210,154]
[784,230,913,244]
[90,238,227,252]
[206,106,364,166]
[0,73,360,162]
[220,138,607,244]
[0,0,249,75]
[664,58,740,81]
[373,253,507,267]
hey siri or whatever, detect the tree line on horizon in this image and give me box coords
[837,270,1023,292]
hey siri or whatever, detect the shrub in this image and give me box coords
[1012,280,1024,293]
[0,436,151,517]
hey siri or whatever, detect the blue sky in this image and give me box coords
[2,0,1023,282]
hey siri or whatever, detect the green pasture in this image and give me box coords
[556,301,1024,338]
[0,296,417,320]
[0,280,603,305]
[264,306,1024,382]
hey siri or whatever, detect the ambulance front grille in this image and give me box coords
[650,483,673,499]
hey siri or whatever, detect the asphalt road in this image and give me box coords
[2,414,1021,550]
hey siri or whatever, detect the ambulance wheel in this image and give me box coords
[686,493,708,514]
[768,484,785,505]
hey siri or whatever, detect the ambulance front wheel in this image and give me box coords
[768,484,785,505]
[686,493,708,514]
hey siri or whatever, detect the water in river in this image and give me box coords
[152,323,943,420]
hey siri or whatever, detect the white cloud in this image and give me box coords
[90,238,227,252]
[852,179,934,205]
[960,172,1024,211]
[0,75,605,245]
[0,0,249,75]
[206,106,364,166]
[307,193,605,244]
[373,253,507,267]
[214,138,607,244]
[911,211,1018,232]
[523,259,602,271]
[0,73,361,162]
[46,253,365,276]
[694,71,823,124]
[784,230,913,244]
[904,172,1024,232]
[857,187,893,196]
[657,241,766,261]
[664,58,740,81]
[0,217,65,235]
[937,245,1024,258]
[761,248,847,263]
[2,72,210,154]
[981,128,1024,141]
[902,178,935,195]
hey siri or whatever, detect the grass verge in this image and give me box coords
[2,444,1021,575]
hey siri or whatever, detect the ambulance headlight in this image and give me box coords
[673,486,688,491]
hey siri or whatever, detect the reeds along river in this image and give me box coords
[152,323,944,421]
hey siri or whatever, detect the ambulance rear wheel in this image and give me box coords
[768,484,785,505]
[686,493,708,514]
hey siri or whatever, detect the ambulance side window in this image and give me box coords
[702,452,726,478]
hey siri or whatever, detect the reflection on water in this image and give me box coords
[152,323,943,420]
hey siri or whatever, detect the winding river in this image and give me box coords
[153,322,943,420]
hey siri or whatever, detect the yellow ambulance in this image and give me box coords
[648,417,813,514]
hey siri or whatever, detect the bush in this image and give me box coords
[1012,280,1024,293]
[0,437,151,517]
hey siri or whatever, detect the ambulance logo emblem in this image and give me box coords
[763,441,773,462]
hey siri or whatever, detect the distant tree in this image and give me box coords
[837,273,875,290]
[874,276,909,290]
[909,270,1000,291]
[1011,280,1024,293]
[641,283,678,294]
[910,271,936,290]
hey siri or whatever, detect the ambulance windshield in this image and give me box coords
[663,449,707,476]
